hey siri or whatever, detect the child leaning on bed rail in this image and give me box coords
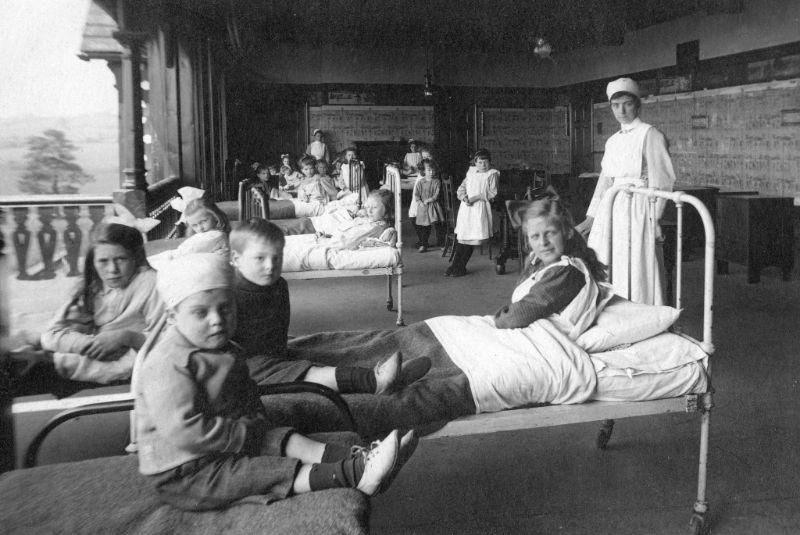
[134,253,418,510]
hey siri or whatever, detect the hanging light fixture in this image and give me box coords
[533,37,553,59]
[423,69,434,98]
[423,43,434,98]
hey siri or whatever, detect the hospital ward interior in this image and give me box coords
[3,0,800,533]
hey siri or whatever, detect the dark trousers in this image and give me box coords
[152,426,297,511]
[414,224,432,247]
[361,372,476,433]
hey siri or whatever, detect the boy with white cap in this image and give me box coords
[135,253,414,510]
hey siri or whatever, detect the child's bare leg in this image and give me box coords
[302,366,338,390]
[284,432,326,463]
[292,464,313,494]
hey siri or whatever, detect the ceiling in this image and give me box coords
[207,0,744,55]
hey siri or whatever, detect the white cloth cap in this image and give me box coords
[312,128,322,135]
[606,78,641,100]
[157,253,233,308]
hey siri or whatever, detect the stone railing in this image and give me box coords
[0,177,185,280]
[0,195,115,280]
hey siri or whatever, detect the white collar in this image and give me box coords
[619,117,643,133]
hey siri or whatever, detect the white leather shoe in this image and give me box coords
[356,430,399,496]
[374,352,402,394]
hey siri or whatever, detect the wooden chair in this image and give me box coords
[440,175,458,260]
[238,179,269,220]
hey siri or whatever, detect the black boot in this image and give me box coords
[445,243,471,277]
[452,244,473,276]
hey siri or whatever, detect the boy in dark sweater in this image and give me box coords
[230,218,430,393]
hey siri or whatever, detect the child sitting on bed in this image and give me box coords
[335,147,369,204]
[315,189,397,250]
[229,218,430,390]
[296,155,338,204]
[8,223,165,393]
[135,253,418,510]
[148,197,231,271]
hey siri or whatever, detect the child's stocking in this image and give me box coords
[335,366,376,394]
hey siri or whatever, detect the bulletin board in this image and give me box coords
[308,105,434,157]
[477,107,571,174]
[593,79,800,199]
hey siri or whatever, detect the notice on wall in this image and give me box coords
[308,105,434,157]
[477,107,571,174]
[592,79,800,199]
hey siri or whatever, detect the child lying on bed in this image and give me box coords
[229,218,430,390]
[135,253,418,510]
[287,196,613,433]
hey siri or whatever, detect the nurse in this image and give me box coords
[575,77,676,306]
[306,128,330,162]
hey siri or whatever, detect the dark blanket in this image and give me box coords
[266,324,463,437]
[274,217,316,236]
[268,200,297,220]
[0,432,369,535]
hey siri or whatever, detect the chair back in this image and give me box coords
[238,180,269,220]
[441,175,457,230]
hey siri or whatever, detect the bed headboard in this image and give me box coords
[598,186,716,356]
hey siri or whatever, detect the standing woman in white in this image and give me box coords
[306,128,330,162]
[576,78,677,306]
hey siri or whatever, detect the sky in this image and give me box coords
[0,0,118,119]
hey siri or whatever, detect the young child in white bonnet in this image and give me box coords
[134,253,414,510]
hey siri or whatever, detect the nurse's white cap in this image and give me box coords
[606,78,641,100]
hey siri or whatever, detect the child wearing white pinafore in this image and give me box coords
[445,149,498,277]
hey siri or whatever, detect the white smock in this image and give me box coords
[454,166,498,244]
[586,118,676,306]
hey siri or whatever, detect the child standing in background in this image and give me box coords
[446,149,498,277]
[135,253,416,510]
[413,158,445,252]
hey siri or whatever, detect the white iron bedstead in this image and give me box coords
[424,185,715,535]
[280,163,405,326]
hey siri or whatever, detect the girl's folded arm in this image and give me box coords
[493,265,585,329]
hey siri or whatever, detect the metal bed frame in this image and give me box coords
[423,186,715,535]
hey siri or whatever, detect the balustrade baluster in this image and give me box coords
[36,207,57,280]
[88,205,107,234]
[11,208,32,280]
[63,206,83,277]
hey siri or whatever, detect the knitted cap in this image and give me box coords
[157,253,233,309]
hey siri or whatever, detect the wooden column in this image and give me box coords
[113,29,148,193]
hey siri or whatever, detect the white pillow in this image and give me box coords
[576,296,680,353]
[590,332,708,374]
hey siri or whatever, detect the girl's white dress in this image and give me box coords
[454,166,499,244]
[586,118,676,306]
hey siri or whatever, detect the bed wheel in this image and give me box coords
[596,419,614,450]
[688,512,707,535]
[495,262,506,275]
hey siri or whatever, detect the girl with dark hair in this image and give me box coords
[18,223,165,387]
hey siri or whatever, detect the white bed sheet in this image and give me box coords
[282,234,401,272]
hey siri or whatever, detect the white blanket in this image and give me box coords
[282,234,401,272]
[426,316,597,413]
[292,193,361,219]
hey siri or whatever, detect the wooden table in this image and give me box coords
[715,194,794,283]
